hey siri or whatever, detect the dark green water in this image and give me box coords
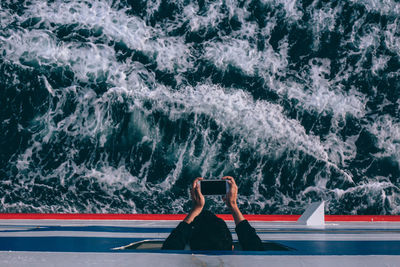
[0,0,399,214]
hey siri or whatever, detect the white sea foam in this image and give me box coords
[309,5,339,50]
[2,0,353,190]
[368,115,400,166]
[2,0,368,121]
[357,24,381,51]
[202,27,367,121]
[22,0,194,73]
[2,0,399,214]
[384,19,400,55]
[140,82,359,186]
[350,0,400,15]
[203,39,261,75]
[0,29,128,88]
[183,1,229,31]
[260,0,303,22]
[0,8,14,29]
[371,55,391,75]
[329,180,400,214]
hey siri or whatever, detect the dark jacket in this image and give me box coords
[162,219,264,251]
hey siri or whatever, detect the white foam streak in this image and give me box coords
[148,84,329,162]
[184,2,226,31]
[309,58,366,118]
[204,39,261,75]
[0,21,355,181]
[161,140,189,191]
[0,29,128,87]
[350,0,400,15]
[368,115,400,166]
[23,0,194,73]
[371,55,391,75]
[309,6,339,50]
[202,38,366,120]
[0,7,14,28]
[324,133,359,167]
[260,0,303,21]
[0,0,366,161]
[88,165,142,193]
[384,19,400,55]
[330,180,400,214]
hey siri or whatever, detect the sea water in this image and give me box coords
[0,0,399,215]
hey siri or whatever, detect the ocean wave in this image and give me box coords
[0,0,399,214]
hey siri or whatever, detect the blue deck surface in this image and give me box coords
[1,236,400,255]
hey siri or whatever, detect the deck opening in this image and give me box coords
[113,239,295,251]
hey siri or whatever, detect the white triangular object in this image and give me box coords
[297,201,325,226]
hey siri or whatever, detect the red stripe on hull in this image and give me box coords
[0,213,400,222]
[326,215,400,222]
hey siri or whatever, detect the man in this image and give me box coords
[162,176,264,251]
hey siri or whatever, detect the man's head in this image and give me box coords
[190,210,233,250]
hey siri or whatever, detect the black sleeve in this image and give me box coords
[235,220,264,251]
[161,221,192,250]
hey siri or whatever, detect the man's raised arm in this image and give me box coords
[222,176,264,251]
[162,177,204,250]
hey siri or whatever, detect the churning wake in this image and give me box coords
[0,0,399,214]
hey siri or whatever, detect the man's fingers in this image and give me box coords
[222,176,236,185]
[222,177,236,192]
[192,177,203,189]
[195,182,204,198]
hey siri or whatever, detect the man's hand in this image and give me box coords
[190,177,205,211]
[222,176,245,225]
[184,177,205,224]
[222,176,238,210]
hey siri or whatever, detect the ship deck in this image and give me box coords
[1,213,400,266]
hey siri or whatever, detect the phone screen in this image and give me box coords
[200,180,227,195]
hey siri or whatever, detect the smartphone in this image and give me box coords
[199,180,229,195]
